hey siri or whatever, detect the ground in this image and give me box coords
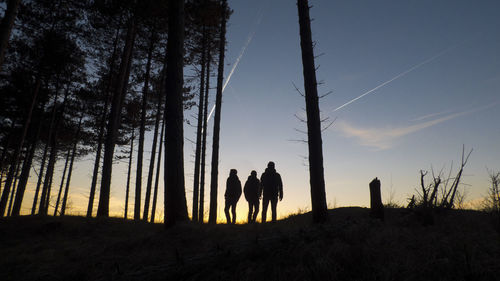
[0,207,499,281]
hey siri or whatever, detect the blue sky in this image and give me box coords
[201,0,500,218]
[18,0,500,222]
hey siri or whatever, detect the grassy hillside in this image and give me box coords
[1,208,498,281]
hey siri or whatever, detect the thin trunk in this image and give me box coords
[192,27,207,222]
[12,141,36,216]
[124,128,135,219]
[39,139,57,215]
[61,117,83,216]
[297,0,328,223]
[143,70,163,221]
[98,17,137,217]
[0,130,13,206]
[40,86,69,215]
[31,139,48,215]
[7,158,21,216]
[199,55,210,223]
[164,0,188,227]
[12,99,46,216]
[151,116,165,223]
[87,23,122,218]
[35,84,61,215]
[53,148,70,216]
[0,0,21,70]
[208,0,227,224]
[136,30,155,221]
[0,76,41,216]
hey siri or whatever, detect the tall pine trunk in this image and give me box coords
[199,55,210,223]
[208,0,227,224]
[31,136,48,215]
[164,0,188,227]
[0,77,40,216]
[12,100,46,216]
[97,17,137,217]
[61,117,83,216]
[137,30,155,221]
[151,116,165,223]
[297,0,328,223]
[124,127,135,219]
[0,0,21,70]
[12,142,36,216]
[87,24,122,218]
[39,86,69,215]
[39,135,58,215]
[143,59,164,222]
[53,148,71,216]
[6,158,21,216]
[192,27,207,222]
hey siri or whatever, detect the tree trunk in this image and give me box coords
[208,0,227,224]
[31,136,48,215]
[0,76,40,216]
[61,117,83,216]
[143,95,161,221]
[124,128,135,219]
[0,0,21,71]
[369,178,384,220]
[0,124,14,194]
[39,137,58,215]
[97,16,137,217]
[12,100,46,216]
[151,116,165,223]
[164,0,188,227]
[192,27,207,222]
[199,54,210,223]
[40,83,71,215]
[137,30,155,221]
[87,24,122,218]
[143,62,164,222]
[297,0,328,223]
[53,148,70,216]
[6,158,21,216]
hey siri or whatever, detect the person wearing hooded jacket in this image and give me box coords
[244,170,262,223]
[224,169,242,224]
[260,161,283,223]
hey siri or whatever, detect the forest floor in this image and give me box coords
[0,207,499,281]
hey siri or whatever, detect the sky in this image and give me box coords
[18,0,500,222]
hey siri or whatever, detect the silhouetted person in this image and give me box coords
[244,170,262,223]
[224,169,241,224]
[260,162,283,223]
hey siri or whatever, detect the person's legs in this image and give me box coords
[231,202,237,224]
[253,200,259,222]
[248,201,253,223]
[271,197,278,222]
[224,200,231,224]
[262,197,270,223]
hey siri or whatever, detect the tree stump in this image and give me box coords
[369,177,384,220]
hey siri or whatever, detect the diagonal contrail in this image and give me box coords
[333,45,457,112]
[207,9,264,121]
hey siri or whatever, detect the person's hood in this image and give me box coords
[265,167,276,174]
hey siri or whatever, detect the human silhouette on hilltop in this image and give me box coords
[260,162,283,223]
[224,169,241,224]
[244,170,262,223]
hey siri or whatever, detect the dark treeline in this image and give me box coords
[0,0,231,226]
[0,0,330,227]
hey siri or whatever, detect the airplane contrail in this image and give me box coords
[207,9,264,121]
[333,45,457,112]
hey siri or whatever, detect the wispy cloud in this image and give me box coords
[335,103,497,150]
[410,110,453,122]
